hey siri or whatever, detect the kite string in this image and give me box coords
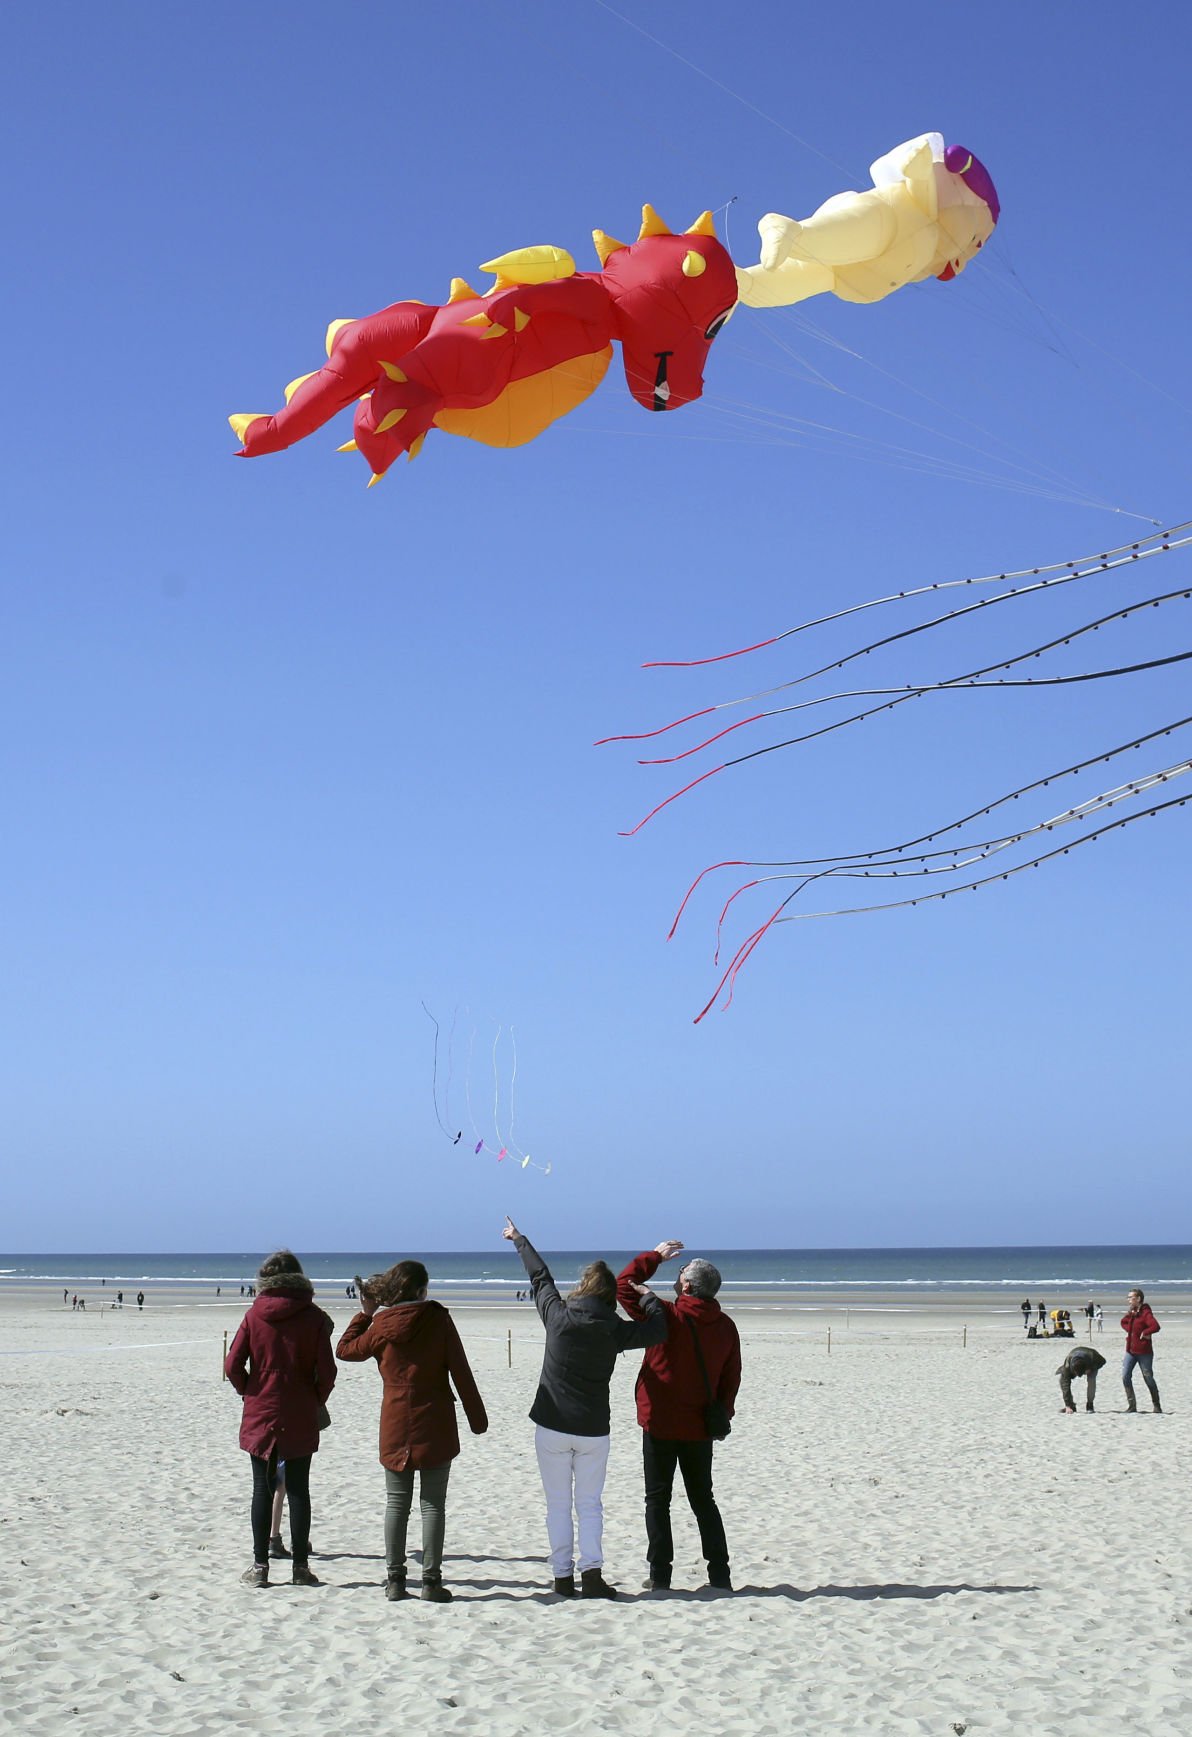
[420,1002,453,1140]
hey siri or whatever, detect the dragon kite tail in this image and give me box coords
[229,303,438,463]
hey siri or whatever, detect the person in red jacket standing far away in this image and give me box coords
[617,1240,742,1593]
[225,1249,337,1588]
[1121,1288,1162,1413]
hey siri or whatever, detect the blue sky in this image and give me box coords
[3,1,1190,1251]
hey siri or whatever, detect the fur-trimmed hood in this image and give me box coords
[257,1271,314,1298]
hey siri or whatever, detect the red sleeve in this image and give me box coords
[1120,1315,1132,1332]
[224,1318,251,1395]
[315,1315,337,1404]
[335,1312,379,1361]
[615,1250,661,1320]
[1144,1307,1160,1335]
[717,1320,743,1417]
[445,1315,488,1435]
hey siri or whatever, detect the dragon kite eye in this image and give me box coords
[704,310,731,342]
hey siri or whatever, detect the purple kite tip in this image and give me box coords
[475,1140,484,1154]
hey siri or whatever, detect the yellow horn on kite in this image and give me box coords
[639,204,672,239]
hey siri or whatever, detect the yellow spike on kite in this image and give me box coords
[376,408,407,433]
[461,311,490,328]
[480,322,508,341]
[514,307,531,332]
[228,413,265,442]
[592,229,627,267]
[379,360,407,383]
[448,277,480,302]
[336,439,358,453]
[639,204,672,239]
[682,250,707,278]
[685,210,717,237]
[407,433,426,461]
[367,472,383,488]
[284,371,316,403]
[478,245,576,285]
[325,318,356,357]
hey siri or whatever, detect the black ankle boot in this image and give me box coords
[421,1573,453,1603]
[580,1568,618,1600]
[385,1569,409,1601]
[552,1575,576,1597]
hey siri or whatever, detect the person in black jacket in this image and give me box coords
[502,1217,667,1599]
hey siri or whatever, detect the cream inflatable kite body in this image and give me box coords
[735,133,1000,310]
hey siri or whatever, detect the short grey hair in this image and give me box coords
[681,1259,722,1298]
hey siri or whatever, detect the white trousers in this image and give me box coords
[533,1426,610,1575]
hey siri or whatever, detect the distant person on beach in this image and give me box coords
[336,1260,487,1604]
[617,1241,741,1593]
[1095,1305,1103,1332]
[136,1291,144,1310]
[1120,1288,1161,1413]
[1037,1300,1046,1326]
[225,1249,337,1588]
[503,1217,666,1600]
[117,1291,123,1307]
[63,1289,68,1305]
[1021,1299,1031,1330]
[1057,1344,1106,1412]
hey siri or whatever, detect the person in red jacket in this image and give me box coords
[336,1260,488,1603]
[224,1249,337,1588]
[1120,1288,1162,1413]
[617,1240,742,1593]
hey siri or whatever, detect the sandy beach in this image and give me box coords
[4,1288,1190,1736]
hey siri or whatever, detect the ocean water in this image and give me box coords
[2,1246,1190,1293]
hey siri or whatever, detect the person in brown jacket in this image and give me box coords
[336,1260,488,1603]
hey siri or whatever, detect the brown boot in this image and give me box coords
[580,1568,618,1600]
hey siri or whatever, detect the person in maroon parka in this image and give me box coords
[617,1240,742,1593]
[336,1260,488,1603]
[225,1249,337,1588]
[1120,1287,1162,1413]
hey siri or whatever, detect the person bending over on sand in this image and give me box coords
[616,1241,742,1592]
[502,1217,666,1600]
[225,1249,336,1588]
[336,1260,487,1604]
[1121,1288,1162,1413]
[1056,1344,1106,1413]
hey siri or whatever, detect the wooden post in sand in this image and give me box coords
[962,1325,968,1348]
[827,1326,831,1356]
[507,1328,512,1369]
[222,1330,228,1379]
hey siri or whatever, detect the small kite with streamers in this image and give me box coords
[421,1003,551,1174]
[598,522,1192,1021]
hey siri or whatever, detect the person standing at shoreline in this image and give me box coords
[616,1241,741,1593]
[1121,1288,1162,1413]
[336,1260,488,1604]
[502,1218,666,1599]
[225,1250,337,1587]
[1020,1299,1031,1330]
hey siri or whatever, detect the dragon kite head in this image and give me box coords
[594,207,738,413]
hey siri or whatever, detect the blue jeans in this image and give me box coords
[1122,1351,1159,1406]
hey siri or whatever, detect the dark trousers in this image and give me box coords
[643,1433,728,1575]
[251,1452,311,1565]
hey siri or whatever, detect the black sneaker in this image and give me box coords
[642,1573,672,1592]
[708,1565,733,1590]
[240,1564,269,1588]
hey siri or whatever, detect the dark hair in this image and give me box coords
[367,1260,429,1306]
[572,1260,616,1307]
[258,1248,304,1282]
[1131,1286,1145,1302]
